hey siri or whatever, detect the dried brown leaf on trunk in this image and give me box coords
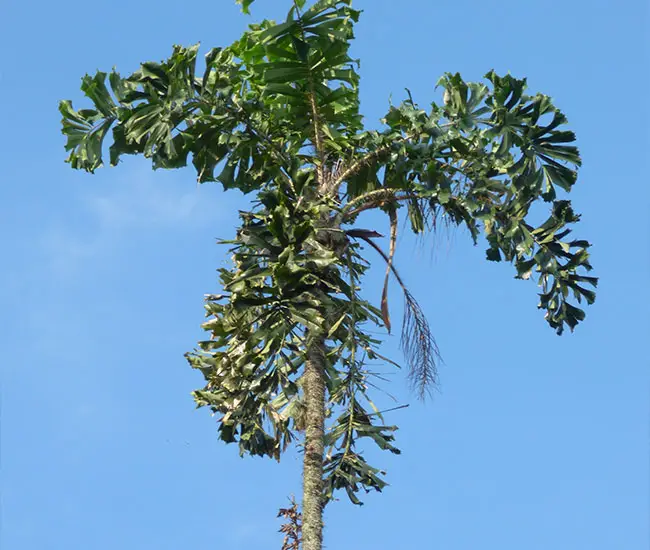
[278,496,302,550]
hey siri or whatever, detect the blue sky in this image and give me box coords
[1,0,648,548]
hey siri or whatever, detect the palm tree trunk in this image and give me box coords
[301,337,327,550]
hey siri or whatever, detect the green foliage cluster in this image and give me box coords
[60,0,596,505]
[188,188,402,503]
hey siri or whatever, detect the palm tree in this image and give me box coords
[59,1,597,548]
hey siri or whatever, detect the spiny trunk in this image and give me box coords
[300,144,338,549]
[301,337,327,550]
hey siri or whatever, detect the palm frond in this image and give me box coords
[401,289,441,399]
[348,228,441,398]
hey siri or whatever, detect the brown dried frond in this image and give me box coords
[380,207,398,334]
[347,224,442,399]
[277,496,302,550]
[401,289,442,399]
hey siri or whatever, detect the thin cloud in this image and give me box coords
[43,164,223,278]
